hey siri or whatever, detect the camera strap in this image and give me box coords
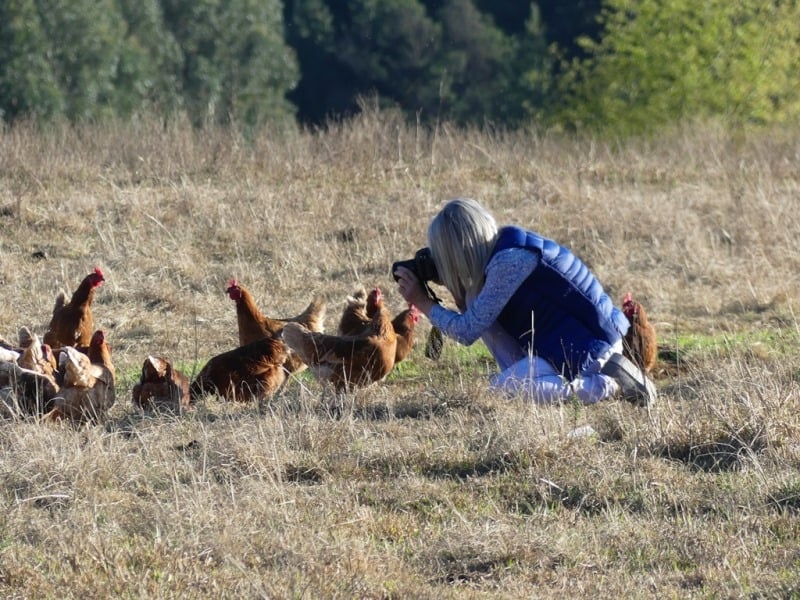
[422,281,442,305]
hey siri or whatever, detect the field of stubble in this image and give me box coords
[1,111,800,598]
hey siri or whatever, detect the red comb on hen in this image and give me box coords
[226,279,242,300]
[90,267,105,287]
[622,292,638,318]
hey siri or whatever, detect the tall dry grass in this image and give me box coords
[1,110,800,597]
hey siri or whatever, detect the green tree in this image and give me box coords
[556,0,800,135]
[536,0,604,63]
[162,0,298,127]
[36,0,126,121]
[340,0,441,115]
[286,0,441,123]
[115,0,184,117]
[287,0,538,126]
[283,0,342,123]
[216,0,299,127]
[472,0,532,35]
[0,0,63,121]
[512,4,556,124]
[433,0,518,124]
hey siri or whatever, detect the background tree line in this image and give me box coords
[2,0,799,135]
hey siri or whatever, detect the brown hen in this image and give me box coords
[43,267,105,349]
[190,336,289,402]
[338,286,419,364]
[50,330,116,422]
[282,287,397,392]
[226,278,325,373]
[621,292,657,375]
[390,305,421,364]
[16,330,58,377]
[132,355,191,412]
[336,286,370,336]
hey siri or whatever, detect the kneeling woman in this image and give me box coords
[393,197,655,406]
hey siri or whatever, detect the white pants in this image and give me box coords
[490,340,622,405]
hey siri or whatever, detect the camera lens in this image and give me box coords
[392,248,438,283]
[391,258,416,281]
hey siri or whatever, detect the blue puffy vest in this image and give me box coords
[492,226,629,378]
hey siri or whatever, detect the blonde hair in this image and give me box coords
[427,198,498,308]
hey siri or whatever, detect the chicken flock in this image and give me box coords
[0,269,422,422]
[0,267,656,424]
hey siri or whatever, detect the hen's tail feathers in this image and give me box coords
[282,322,320,366]
[143,355,169,379]
[18,326,35,348]
[292,297,327,333]
[346,286,368,306]
[62,346,101,388]
[338,287,373,336]
[53,291,67,312]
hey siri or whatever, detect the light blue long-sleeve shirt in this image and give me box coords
[429,248,540,370]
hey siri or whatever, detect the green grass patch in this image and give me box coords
[660,326,800,363]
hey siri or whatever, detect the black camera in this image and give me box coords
[392,247,445,360]
[392,247,440,284]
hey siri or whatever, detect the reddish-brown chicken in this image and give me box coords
[50,330,115,422]
[0,353,61,417]
[17,331,58,378]
[132,355,191,412]
[190,336,289,402]
[226,279,326,343]
[0,326,39,362]
[338,287,419,364]
[43,267,105,349]
[0,327,61,416]
[363,290,420,364]
[622,292,657,375]
[226,278,326,373]
[282,287,397,392]
[391,305,421,364]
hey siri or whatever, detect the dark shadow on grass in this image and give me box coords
[311,390,492,422]
[434,553,513,586]
[420,456,514,480]
[353,450,524,481]
[766,481,800,513]
[652,432,766,473]
[418,451,526,480]
[494,478,614,516]
[282,463,326,485]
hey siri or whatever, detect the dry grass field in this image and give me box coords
[2,109,800,598]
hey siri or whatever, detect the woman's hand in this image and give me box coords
[393,266,436,316]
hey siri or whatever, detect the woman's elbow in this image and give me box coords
[456,333,481,346]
